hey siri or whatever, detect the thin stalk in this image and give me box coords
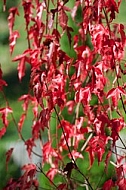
[76,169,94,190]
[53,106,74,162]
[53,106,93,190]
[36,163,59,189]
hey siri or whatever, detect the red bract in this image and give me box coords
[106,87,126,108]
[116,163,126,179]
[22,163,36,176]
[118,24,126,46]
[18,113,26,133]
[8,7,19,35]
[22,0,33,27]
[57,183,67,190]
[0,67,7,90]
[0,79,7,91]
[13,49,31,80]
[59,6,68,30]
[65,100,75,114]
[39,108,50,128]
[18,94,35,112]
[74,46,93,82]
[110,118,124,145]
[0,127,6,139]
[68,150,83,160]
[115,164,126,189]
[0,107,13,127]
[117,178,126,190]
[32,108,50,138]
[43,141,62,165]
[46,167,58,181]
[21,163,38,189]
[93,113,110,135]
[103,179,115,190]
[105,151,112,173]
[8,8,20,54]
[105,0,119,21]
[75,87,91,105]
[86,135,111,167]
[9,30,20,55]
[71,1,80,20]
[91,24,109,53]
[4,164,38,190]
[25,138,36,158]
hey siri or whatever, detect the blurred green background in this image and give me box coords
[0,0,126,189]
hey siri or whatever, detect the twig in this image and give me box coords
[36,163,59,190]
[53,106,93,190]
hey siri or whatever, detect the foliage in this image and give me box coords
[1,0,126,189]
